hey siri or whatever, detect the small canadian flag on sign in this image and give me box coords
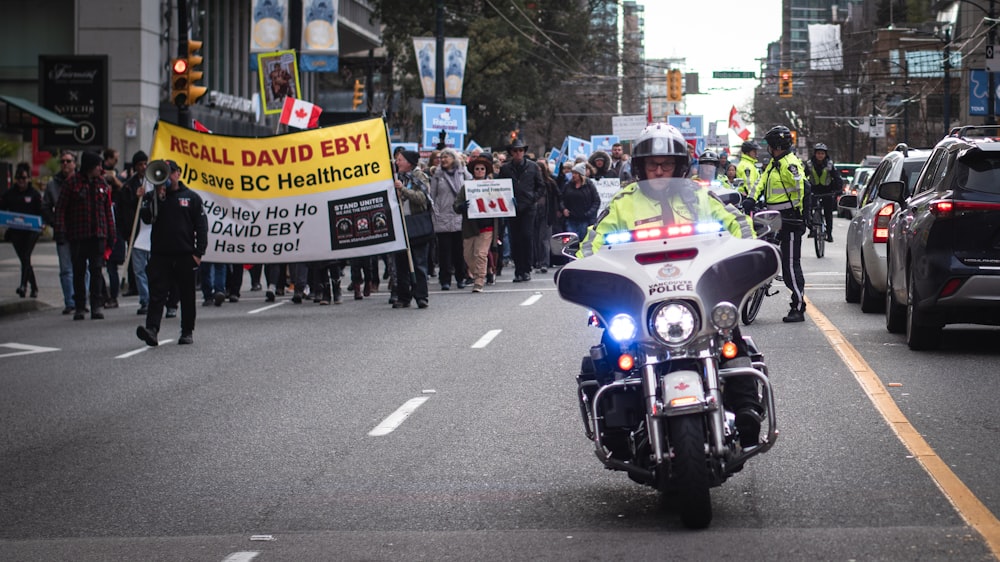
[280,96,322,129]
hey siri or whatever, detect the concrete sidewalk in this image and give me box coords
[0,239,73,317]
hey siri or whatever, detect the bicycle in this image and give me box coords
[807,194,833,258]
[740,202,781,325]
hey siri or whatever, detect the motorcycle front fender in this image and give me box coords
[660,370,707,415]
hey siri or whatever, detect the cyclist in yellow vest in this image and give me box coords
[803,142,842,243]
[735,140,761,197]
[750,125,807,323]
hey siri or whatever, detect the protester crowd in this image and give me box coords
[2,130,775,342]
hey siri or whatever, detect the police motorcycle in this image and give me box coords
[551,177,781,529]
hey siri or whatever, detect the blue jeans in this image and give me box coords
[565,219,590,244]
[56,241,74,308]
[131,248,150,306]
[200,262,227,299]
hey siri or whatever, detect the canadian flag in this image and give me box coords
[280,96,322,129]
[729,105,751,141]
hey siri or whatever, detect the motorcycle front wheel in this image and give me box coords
[741,285,767,325]
[661,415,712,529]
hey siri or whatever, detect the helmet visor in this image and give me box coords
[697,163,718,179]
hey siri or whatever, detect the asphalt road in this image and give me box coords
[1,219,998,561]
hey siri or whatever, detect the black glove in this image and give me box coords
[455,200,470,213]
[741,198,756,214]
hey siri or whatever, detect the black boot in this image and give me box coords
[782,305,805,323]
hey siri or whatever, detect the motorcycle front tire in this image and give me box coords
[661,415,712,529]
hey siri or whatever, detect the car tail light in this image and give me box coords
[939,278,965,298]
[873,203,894,243]
[930,200,1000,217]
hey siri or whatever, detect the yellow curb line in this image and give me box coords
[806,296,1000,559]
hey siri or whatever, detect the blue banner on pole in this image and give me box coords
[969,70,1000,115]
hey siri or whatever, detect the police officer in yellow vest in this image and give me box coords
[735,140,761,197]
[751,125,807,323]
[580,125,752,256]
[803,142,842,242]
[577,123,763,447]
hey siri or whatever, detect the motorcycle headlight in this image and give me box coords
[650,301,699,346]
[607,313,638,342]
[711,302,739,331]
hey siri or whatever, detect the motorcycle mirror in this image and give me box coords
[550,232,580,260]
[752,210,782,237]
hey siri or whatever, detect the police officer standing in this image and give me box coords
[136,160,208,346]
[752,126,807,323]
[735,140,761,197]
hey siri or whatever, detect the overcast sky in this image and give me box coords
[639,0,783,139]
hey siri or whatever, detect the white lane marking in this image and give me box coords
[471,329,502,349]
[520,293,543,306]
[0,342,60,359]
[222,553,260,562]
[116,340,175,359]
[368,396,430,436]
[248,301,287,314]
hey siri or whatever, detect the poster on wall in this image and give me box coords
[257,50,301,115]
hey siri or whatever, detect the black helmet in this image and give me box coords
[631,123,690,180]
[741,140,760,153]
[813,142,828,152]
[764,126,793,151]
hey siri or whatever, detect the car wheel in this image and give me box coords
[859,259,883,313]
[845,261,861,303]
[906,267,942,350]
[885,264,906,334]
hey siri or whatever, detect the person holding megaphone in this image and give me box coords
[135,159,208,347]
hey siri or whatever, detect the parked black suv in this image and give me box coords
[878,126,1000,350]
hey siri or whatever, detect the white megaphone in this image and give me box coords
[145,160,172,186]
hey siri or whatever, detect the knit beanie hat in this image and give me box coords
[401,150,420,168]
[80,151,102,173]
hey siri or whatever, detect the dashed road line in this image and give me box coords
[221,552,260,562]
[471,329,502,349]
[520,293,543,306]
[248,301,287,314]
[116,340,175,358]
[368,396,430,436]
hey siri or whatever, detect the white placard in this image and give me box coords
[465,179,516,218]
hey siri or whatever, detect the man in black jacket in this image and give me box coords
[497,138,545,282]
[136,160,208,346]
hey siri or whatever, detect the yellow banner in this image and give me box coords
[149,118,406,263]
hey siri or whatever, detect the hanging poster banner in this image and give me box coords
[413,37,437,100]
[250,0,289,70]
[413,37,469,101]
[300,0,339,72]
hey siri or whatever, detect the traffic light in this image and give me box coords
[184,40,206,106]
[779,69,793,98]
[666,69,683,102]
[790,130,798,147]
[352,79,365,110]
[170,58,189,106]
[170,40,207,107]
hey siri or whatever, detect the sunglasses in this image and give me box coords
[61,159,74,164]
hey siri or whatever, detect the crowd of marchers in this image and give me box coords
[0,121,830,343]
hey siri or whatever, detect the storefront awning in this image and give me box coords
[0,94,78,129]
